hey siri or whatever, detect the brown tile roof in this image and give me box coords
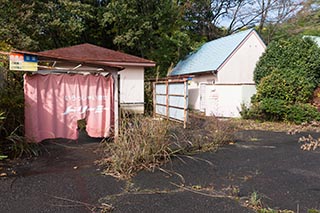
[39,43,155,66]
[11,49,123,71]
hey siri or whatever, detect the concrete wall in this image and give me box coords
[187,73,217,110]
[204,84,256,117]
[217,32,266,84]
[119,66,145,113]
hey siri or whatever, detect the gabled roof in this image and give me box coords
[11,49,123,72]
[39,43,156,67]
[170,29,262,76]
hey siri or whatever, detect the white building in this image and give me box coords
[39,43,156,113]
[170,29,266,117]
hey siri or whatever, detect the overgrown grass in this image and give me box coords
[1,125,41,159]
[229,118,320,133]
[99,113,236,179]
[0,111,5,159]
[169,115,235,153]
[99,114,174,179]
[0,71,40,160]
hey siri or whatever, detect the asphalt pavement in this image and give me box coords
[1,130,320,212]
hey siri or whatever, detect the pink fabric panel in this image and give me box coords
[24,74,114,142]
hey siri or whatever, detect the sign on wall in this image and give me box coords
[9,53,38,71]
[153,79,188,128]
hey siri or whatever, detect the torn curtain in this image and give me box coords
[24,74,114,142]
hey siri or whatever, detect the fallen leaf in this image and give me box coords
[192,185,202,190]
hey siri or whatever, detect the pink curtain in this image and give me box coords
[24,74,114,142]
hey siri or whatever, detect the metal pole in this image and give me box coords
[112,71,119,142]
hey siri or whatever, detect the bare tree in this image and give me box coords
[183,0,302,41]
[223,0,303,37]
[183,0,242,40]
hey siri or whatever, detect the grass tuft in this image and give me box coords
[99,113,236,179]
[99,113,173,179]
[1,125,41,159]
[168,115,236,153]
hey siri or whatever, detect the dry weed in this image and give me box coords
[229,119,320,134]
[99,113,174,179]
[299,135,320,151]
[99,113,236,179]
[169,114,236,153]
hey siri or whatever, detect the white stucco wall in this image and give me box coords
[187,74,217,110]
[205,84,256,117]
[119,66,144,113]
[217,33,266,84]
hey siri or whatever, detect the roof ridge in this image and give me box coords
[184,29,254,57]
[206,28,254,45]
[38,43,155,65]
[170,28,258,76]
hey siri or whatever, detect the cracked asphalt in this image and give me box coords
[1,130,320,212]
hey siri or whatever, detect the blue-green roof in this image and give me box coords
[170,29,255,76]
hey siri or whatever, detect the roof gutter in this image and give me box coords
[11,50,124,72]
[0,51,9,55]
[98,61,156,67]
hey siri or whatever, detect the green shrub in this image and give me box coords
[0,71,39,159]
[0,111,5,130]
[285,103,320,124]
[0,111,5,158]
[259,98,288,121]
[240,101,266,120]
[244,99,320,124]
[0,71,25,136]
[254,36,320,85]
[246,35,320,124]
[255,68,315,104]
[144,81,153,116]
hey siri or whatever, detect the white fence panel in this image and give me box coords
[153,79,188,127]
[169,83,185,95]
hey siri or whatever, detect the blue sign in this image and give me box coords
[24,54,38,62]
